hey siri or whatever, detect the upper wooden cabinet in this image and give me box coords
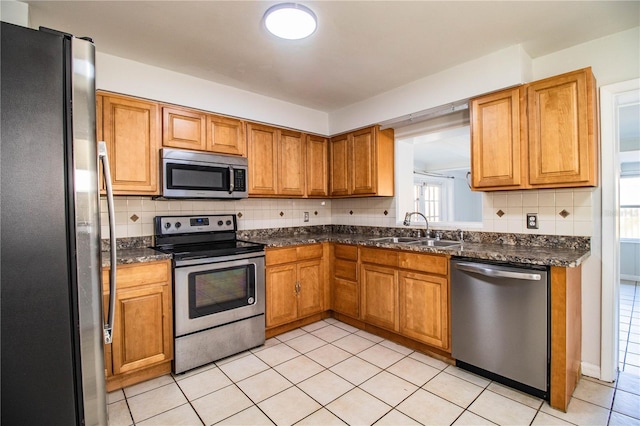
[247,123,328,198]
[162,105,246,156]
[306,134,329,197]
[470,67,598,191]
[527,69,597,187]
[470,86,526,190]
[329,125,394,197]
[98,92,160,195]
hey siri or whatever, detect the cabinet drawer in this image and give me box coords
[266,247,297,266]
[360,247,398,267]
[297,243,323,261]
[102,260,170,292]
[335,258,357,281]
[335,244,357,261]
[398,252,448,276]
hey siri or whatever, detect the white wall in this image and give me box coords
[0,0,29,26]
[328,45,532,134]
[96,53,330,136]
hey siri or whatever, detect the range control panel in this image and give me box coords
[156,214,236,235]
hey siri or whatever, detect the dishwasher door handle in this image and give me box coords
[454,262,542,281]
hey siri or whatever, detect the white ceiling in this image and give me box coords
[25,1,639,112]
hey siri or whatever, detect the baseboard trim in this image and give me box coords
[581,362,603,381]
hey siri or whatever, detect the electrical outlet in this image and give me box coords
[526,213,538,229]
[304,212,309,222]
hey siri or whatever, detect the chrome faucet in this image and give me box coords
[457,229,464,242]
[403,212,429,238]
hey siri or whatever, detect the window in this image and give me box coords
[413,176,452,222]
[620,176,640,239]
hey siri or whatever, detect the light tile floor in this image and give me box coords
[620,280,640,376]
[107,318,640,425]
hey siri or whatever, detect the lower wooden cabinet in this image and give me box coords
[102,260,173,391]
[343,246,451,352]
[266,244,325,328]
[399,270,449,349]
[332,244,359,318]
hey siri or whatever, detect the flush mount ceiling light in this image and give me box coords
[263,3,317,40]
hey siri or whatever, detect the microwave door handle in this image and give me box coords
[98,141,117,344]
[229,166,234,194]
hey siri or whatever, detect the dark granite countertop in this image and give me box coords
[103,226,590,268]
[247,232,590,268]
[101,247,170,268]
[101,236,171,268]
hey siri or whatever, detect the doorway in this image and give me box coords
[601,79,640,382]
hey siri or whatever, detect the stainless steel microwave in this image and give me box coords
[161,148,248,199]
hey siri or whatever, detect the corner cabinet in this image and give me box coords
[102,260,173,391]
[332,244,360,318]
[265,244,328,331]
[162,105,246,156]
[97,92,161,195]
[470,67,598,191]
[330,125,394,197]
[306,134,329,197]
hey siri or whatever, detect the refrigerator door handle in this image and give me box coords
[454,262,542,281]
[98,141,117,344]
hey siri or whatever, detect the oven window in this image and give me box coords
[188,265,256,318]
[167,163,228,190]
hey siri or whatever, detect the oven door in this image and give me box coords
[173,252,265,337]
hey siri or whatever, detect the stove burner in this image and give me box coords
[152,214,264,261]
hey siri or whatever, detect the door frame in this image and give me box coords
[600,78,640,382]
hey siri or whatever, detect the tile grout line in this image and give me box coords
[110,317,632,425]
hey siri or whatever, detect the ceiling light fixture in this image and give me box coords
[263,3,317,40]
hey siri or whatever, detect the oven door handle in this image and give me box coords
[99,141,117,344]
[229,166,234,194]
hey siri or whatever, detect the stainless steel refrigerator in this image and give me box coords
[1,22,113,425]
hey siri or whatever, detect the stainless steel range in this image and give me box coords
[153,214,265,374]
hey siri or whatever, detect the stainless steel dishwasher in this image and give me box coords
[451,258,549,399]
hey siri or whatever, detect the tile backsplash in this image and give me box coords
[481,187,595,237]
[101,187,595,239]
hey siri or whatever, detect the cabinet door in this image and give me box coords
[351,127,377,195]
[330,134,350,196]
[297,259,324,317]
[102,94,160,194]
[277,129,306,196]
[266,264,298,327]
[306,135,329,197]
[360,264,398,331]
[162,106,206,151]
[470,86,526,190]
[247,123,278,195]
[332,277,359,318]
[527,68,597,187]
[206,115,246,156]
[399,271,449,350]
[111,283,172,375]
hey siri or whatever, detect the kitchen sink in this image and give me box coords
[368,236,421,243]
[405,238,462,248]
